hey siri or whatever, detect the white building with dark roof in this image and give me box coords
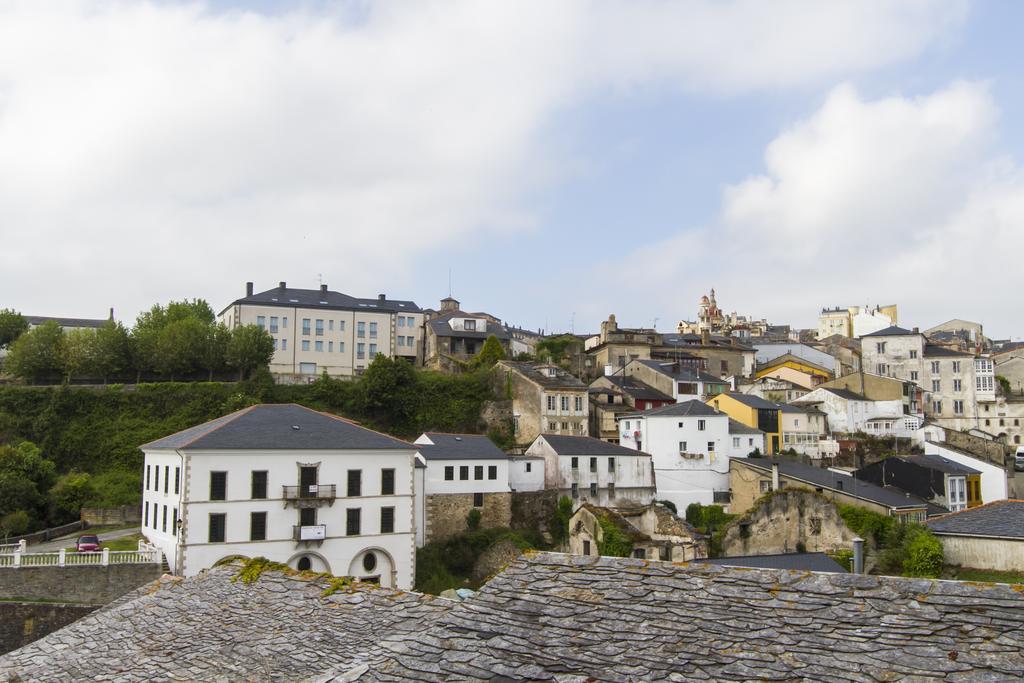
[413,432,512,544]
[140,403,418,588]
[617,400,763,511]
[524,434,655,507]
[218,281,424,379]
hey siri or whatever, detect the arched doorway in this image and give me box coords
[348,548,395,587]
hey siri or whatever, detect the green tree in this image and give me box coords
[596,514,634,557]
[62,328,97,383]
[0,510,30,538]
[166,299,215,325]
[226,324,275,381]
[155,317,209,379]
[90,469,143,507]
[470,335,506,369]
[199,324,231,381]
[357,354,419,431]
[5,320,64,382]
[902,526,944,578]
[550,496,574,543]
[685,502,703,526]
[0,309,28,349]
[466,508,482,531]
[49,470,99,521]
[92,320,132,383]
[0,441,57,525]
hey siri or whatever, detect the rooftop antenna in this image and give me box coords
[653,316,660,329]
[317,273,323,287]
[448,268,452,298]
[571,312,575,335]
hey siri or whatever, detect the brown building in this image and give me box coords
[494,361,589,447]
[423,297,512,371]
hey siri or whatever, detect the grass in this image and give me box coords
[947,567,1024,585]
[65,532,144,553]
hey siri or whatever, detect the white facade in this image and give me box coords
[141,446,417,589]
[778,408,830,457]
[617,403,759,512]
[524,435,655,508]
[924,441,1008,504]
[794,388,903,434]
[509,456,545,492]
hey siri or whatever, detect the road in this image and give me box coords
[28,527,141,553]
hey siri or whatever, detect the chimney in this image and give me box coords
[378,294,386,303]
[108,307,114,321]
[852,537,864,574]
[771,462,780,491]
[246,282,254,297]
[912,327,919,334]
[701,329,711,345]
[320,284,328,294]
[279,281,287,289]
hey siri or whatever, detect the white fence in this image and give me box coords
[0,540,162,568]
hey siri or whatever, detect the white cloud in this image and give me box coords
[611,80,1024,338]
[0,0,965,320]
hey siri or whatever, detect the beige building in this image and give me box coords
[494,361,589,446]
[817,304,897,340]
[568,503,707,561]
[219,282,424,380]
[927,500,1024,572]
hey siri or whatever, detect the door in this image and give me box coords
[300,466,318,498]
[300,507,317,526]
[771,435,780,453]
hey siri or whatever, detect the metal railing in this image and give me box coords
[282,484,336,500]
[0,540,161,568]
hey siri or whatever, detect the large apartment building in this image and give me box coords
[219,282,425,379]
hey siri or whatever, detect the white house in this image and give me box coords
[924,440,1009,504]
[778,404,833,458]
[508,455,545,492]
[412,433,512,544]
[140,404,418,589]
[793,387,904,435]
[617,401,764,512]
[524,434,655,507]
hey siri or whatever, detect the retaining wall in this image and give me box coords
[0,602,100,656]
[0,564,163,604]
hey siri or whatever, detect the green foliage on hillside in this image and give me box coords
[596,515,633,557]
[415,527,545,595]
[837,504,944,578]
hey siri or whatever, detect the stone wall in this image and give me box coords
[0,564,163,604]
[81,506,141,526]
[10,521,87,546]
[510,489,558,532]
[0,602,100,655]
[424,492,512,542]
[936,535,1024,572]
[480,399,513,438]
[720,489,856,558]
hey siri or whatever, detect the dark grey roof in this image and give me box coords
[0,563,451,682]
[719,392,779,410]
[26,315,108,328]
[696,552,846,573]
[224,285,421,314]
[498,361,587,389]
[416,433,508,460]
[927,500,1024,539]
[739,459,929,510]
[901,453,981,475]
[728,418,763,435]
[661,334,754,351]
[861,325,918,337]
[538,434,651,457]
[619,399,721,419]
[635,359,726,384]
[141,404,415,451]
[602,376,673,402]
[427,314,511,340]
[356,552,1024,681]
[924,344,975,358]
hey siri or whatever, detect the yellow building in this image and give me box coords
[754,354,832,388]
[706,392,782,454]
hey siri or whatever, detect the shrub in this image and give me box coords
[0,510,30,537]
[656,499,677,514]
[903,527,944,578]
[466,508,482,531]
[596,515,633,558]
[685,502,702,526]
[550,496,574,543]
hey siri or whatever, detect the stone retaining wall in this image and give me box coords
[0,602,100,656]
[0,564,163,604]
[425,493,512,542]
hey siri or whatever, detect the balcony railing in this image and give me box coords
[283,484,336,500]
[293,524,327,542]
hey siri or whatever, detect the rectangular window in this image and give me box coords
[174,467,180,494]
[381,468,395,495]
[583,540,591,555]
[698,419,706,431]
[574,396,583,412]
[397,336,405,347]
[571,456,579,470]
[357,342,365,359]
[380,507,395,534]
[876,342,886,353]
[329,319,334,331]
[369,343,377,356]
[708,441,715,451]
[407,316,414,327]
[954,400,964,415]
[146,465,151,490]
[154,466,159,492]
[256,315,266,330]
[164,465,170,493]
[397,317,405,328]
[910,371,918,381]
[369,322,378,338]
[152,502,158,528]
[315,319,324,336]
[473,492,484,507]
[933,400,942,413]
[250,512,267,541]
[208,513,226,543]
[144,502,149,527]
[338,320,346,332]
[302,318,311,335]
[357,321,366,338]
[953,379,962,392]
[932,379,941,392]
[302,340,310,351]
[679,441,687,452]
[720,360,728,374]
[474,465,484,480]
[269,316,279,333]
[876,364,888,376]
[488,465,497,480]
[315,340,323,352]
[210,472,227,500]
[931,361,940,373]
[328,341,333,352]
[633,549,646,559]
[406,336,414,347]
[571,483,578,498]
[172,507,177,536]
[339,341,344,354]
[281,338,287,351]
[444,466,454,481]
[547,396,556,411]
[347,470,362,497]
[283,316,288,328]
[346,508,361,536]
[733,437,740,448]
[560,396,570,411]
[464,319,477,331]
[251,471,268,499]
[460,465,469,480]
[608,457,615,473]
[952,360,961,373]
[589,482,597,496]
[589,457,597,472]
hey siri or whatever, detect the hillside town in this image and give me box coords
[1,283,1022,679]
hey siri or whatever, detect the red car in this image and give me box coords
[75,534,101,552]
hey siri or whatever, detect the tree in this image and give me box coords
[685,502,703,526]
[166,299,215,325]
[62,328,97,383]
[226,324,275,381]
[0,510,30,538]
[92,320,132,383]
[0,309,28,349]
[154,317,208,379]
[199,324,231,381]
[357,355,419,431]
[902,526,944,578]
[5,320,64,382]
[470,335,506,369]
[466,508,482,531]
[49,470,99,522]
[0,441,57,526]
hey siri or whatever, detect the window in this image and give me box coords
[208,513,226,543]
[357,321,366,338]
[346,508,361,535]
[144,503,149,527]
[369,322,377,338]
[406,336,414,347]
[172,507,177,536]
[283,316,288,329]
[720,360,728,374]
[952,360,961,373]
[464,319,477,331]
[368,343,378,357]
[250,512,267,541]
[338,341,344,353]
[876,342,886,353]
[357,342,365,359]
[679,441,687,452]
[407,316,414,327]
[256,315,266,330]
[381,468,395,495]
[932,379,941,392]
[876,364,888,376]
[347,470,362,497]
[697,419,706,431]
[174,467,180,494]
[444,466,454,481]
[146,465,151,490]
[707,441,715,451]
[608,457,615,473]
[302,318,311,335]
[210,472,226,501]
[759,480,772,493]
[931,361,940,373]
[678,421,683,428]
[474,465,483,480]
[733,437,740,448]
[954,400,964,415]
[460,466,469,480]
[154,465,159,492]
[397,336,405,347]
[561,396,570,411]
[910,371,918,381]
[488,465,497,480]
[328,320,334,331]
[152,503,158,528]
[269,316,279,333]
[953,379,962,392]
[583,540,591,555]
[589,482,597,496]
[633,549,645,559]
[589,457,597,473]
[571,483,578,498]
[608,483,615,497]
[525,462,531,472]
[281,339,287,351]
[574,396,583,412]
[315,319,324,336]
[251,471,268,499]
[933,400,942,413]
[571,457,579,470]
[302,340,310,351]
[328,341,333,352]
[397,317,405,328]
[315,340,323,352]
[909,350,918,359]
[473,492,484,507]
[380,507,395,533]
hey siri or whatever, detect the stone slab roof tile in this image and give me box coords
[927,500,1024,539]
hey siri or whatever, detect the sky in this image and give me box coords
[1,0,1023,339]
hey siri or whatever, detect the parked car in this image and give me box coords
[76,534,101,552]
[1015,451,1024,472]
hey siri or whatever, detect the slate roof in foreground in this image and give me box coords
[141,404,415,451]
[696,552,846,573]
[927,500,1024,539]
